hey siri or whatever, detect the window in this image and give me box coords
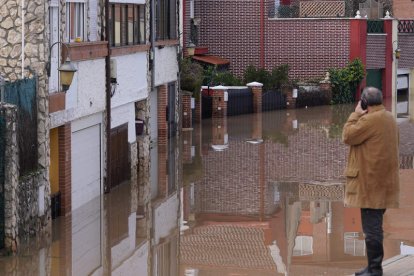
[156,0,177,40]
[66,1,86,42]
[109,4,145,47]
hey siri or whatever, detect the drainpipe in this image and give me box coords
[260,0,265,68]
[150,0,156,90]
[21,0,25,78]
[104,0,111,193]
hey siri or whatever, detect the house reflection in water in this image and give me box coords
[179,105,412,275]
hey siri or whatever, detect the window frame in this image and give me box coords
[156,0,177,40]
[66,0,86,42]
[109,3,146,47]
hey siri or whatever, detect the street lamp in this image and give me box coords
[47,42,77,92]
[394,42,401,59]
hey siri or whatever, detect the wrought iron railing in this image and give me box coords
[398,20,414,33]
[400,155,413,169]
[268,0,393,19]
[367,20,384,33]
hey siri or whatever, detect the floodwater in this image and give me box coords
[1,103,414,276]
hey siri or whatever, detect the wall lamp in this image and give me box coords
[393,40,401,59]
[47,42,77,92]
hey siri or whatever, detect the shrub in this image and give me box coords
[180,58,204,96]
[295,87,331,108]
[243,64,290,91]
[329,59,365,104]
[211,71,243,86]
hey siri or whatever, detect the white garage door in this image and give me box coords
[72,124,101,211]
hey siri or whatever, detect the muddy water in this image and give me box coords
[0,104,413,276]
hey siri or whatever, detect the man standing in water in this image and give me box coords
[342,87,400,276]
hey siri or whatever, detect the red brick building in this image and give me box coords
[182,0,414,102]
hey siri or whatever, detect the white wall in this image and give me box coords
[72,196,102,276]
[111,102,137,143]
[112,241,149,276]
[111,52,148,108]
[50,59,106,128]
[154,46,179,87]
[153,193,179,244]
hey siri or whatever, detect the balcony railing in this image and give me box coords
[398,20,414,33]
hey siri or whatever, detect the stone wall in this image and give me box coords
[18,172,51,241]
[1,104,19,252]
[0,0,51,252]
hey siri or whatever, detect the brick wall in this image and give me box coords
[398,34,414,69]
[393,0,414,19]
[182,92,192,129]
[157,85,168,146]
[58,124,72,215]
[195,0,261,76]
[366,34,386,69]
[265,19,350,80]
[194,0,351,81]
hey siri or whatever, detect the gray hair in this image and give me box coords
[361,86,383,106]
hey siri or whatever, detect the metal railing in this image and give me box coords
[367,20,384,33]
[398,20,414,33]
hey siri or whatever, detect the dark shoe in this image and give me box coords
[354,268,382,276]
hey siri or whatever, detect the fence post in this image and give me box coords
[283,84,296,109]
[181,91,193,129]
[211,85,228,118]
[319,78,332,104]
[247,82,263,113]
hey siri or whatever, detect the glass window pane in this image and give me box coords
[128,6,134,44]
[114,5,121,45]
[140,6,145,43]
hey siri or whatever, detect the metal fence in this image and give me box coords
[398,20,414,33]
[367,20,384,33]
[268,0,393,19]
[262,90,286,111]
[1,78,38,175]
[227,88,253,116]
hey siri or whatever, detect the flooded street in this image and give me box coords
[1,104,414,275]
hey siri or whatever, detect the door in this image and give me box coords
[110,123,130,188]
[72,124,101,211]
[366,69,382,91]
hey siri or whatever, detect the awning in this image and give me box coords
[192,55,230,66]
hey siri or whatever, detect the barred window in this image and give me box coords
[156,0,177,40]
[109,3,145,47]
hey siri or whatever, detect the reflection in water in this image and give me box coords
[0,104,413,276]
[180,104,414,276]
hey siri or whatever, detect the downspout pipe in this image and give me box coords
[21,0,25,78]
[104,0,111,193]
[260,0,265,68]
[150,0,156,90]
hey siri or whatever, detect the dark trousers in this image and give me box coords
[361,208,386,274]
